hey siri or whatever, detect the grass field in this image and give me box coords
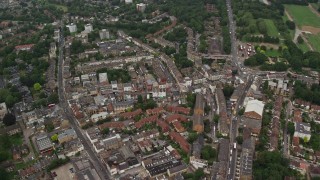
[49,3,68,12]
[264,19,279,37]
[297,42,310,53]
[306,33,320,52]
[311,3,319,10]
[265,49,281,57]
[285,5,320,28]
[282,14,295,39]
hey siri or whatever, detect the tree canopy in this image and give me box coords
[253,151,298,179]
[201,145,217,164]
[2,113,16,126]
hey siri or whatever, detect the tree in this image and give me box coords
[70,40,85,54]
[101,128,110,135]
[0,168,10,180]
[213,115,219,124]
[223,85,235,98]
[236,136,243,144]
[257,20,267,34]
[33,83,42,91]
[5,95,15,108]
[201,145,217,161]
[51,134,58,142]
[187,132,199,143]
[45,122,55,132]
[47,93,59,104]
[204,104,210,115]
[297,35,304,44]
[238,108,245,115]
[137,95,143,104]
[2,113,16,126]
[254,151,297,179]
[286,20,295,30]
[194,168,205,179]
[287,122,295,136]
[204,119,211,133]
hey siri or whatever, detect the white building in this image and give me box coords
[136,3,146,12]
[66,23,77,33]
[123,83,132,92]
[84,24,93,33]
[183,77,192,87]
[99,29,110,40]
[125,0,132,4]
[99,73,108,83]
[81,74,89,82]
[190,156,208,169]
[294,122,311,141]
[91,112,109,122]
[0,102,8,119]
[244,99,265,120]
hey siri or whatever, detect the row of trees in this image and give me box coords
[96,68,131,83]
[218,0,231,54]
[159,0,212,33]
[244,35,280,44]
[283,40,320,71]
[253,151,299,179]
[0,86,22,108]
[233,0,290,41]
[294,81,320,105]
[173,44,193,69]
[0,4,63,23]
[244,53,268,66]
[259,62,289,71]
[164,27,187,43]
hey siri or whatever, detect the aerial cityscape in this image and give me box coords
[0,0,320,179]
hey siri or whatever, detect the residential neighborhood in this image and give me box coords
[0,0,320,179]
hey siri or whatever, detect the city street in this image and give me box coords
[57,25,112,180]
[228,76,254,180]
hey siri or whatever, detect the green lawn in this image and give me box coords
[15,160,36,170]
[297,42,310,53]
[265,49,281,57]
[311,3,319,10]
[285,5,320,28]
[306,33,320,52]
[10,134,23,145]
[48,3,68,12]
[282,14,295,39]
[264,19,279,37]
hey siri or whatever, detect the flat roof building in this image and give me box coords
[244,99,265,120]
[36,135,53,154]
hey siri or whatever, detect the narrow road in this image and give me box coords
[57,25,112,180]
[224,0,248,179]
[283,100,292,158]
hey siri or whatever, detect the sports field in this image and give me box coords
[285,5,320,28]
[264,19,279,37]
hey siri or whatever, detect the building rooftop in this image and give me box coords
[244,99,265,120]
[58,128,77,141]
[295,122,311,135]
[36,135,53,151]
